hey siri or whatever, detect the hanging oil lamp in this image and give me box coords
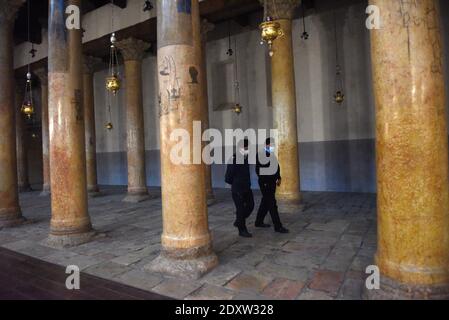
[233,103,242,114]
[259,16,283,57]
[21,72,34,120]
[333,11,345,105]
[300,1,309,40]
[106,33,120,95]
[105,122,113,130]
[232,37,243,115]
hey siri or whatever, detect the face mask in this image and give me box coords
[265,146,275,153]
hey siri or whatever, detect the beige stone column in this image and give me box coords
[34,67,50,196]
[200,19,216,206]
[116,38,151,203]
[146,0,218,279]
[367,0,449,299]
[46,0,94,247]
[83,56,102,197]
[263,0,301,203]
[15,83,31,192]
[0,0,25,228]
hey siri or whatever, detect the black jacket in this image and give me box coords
[225,154,252,193]
[256,151,281,184]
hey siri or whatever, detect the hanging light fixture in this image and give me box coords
[226,20,233,56]
[21,0,34,120]
[105,0,120,130]
[232,37,243,115]
[259,0,283,57]
[333,10,345,105]
[300,1,309,40]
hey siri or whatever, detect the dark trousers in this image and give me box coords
[232,190,254,231]
[256,180,282,229]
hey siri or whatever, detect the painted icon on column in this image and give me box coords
[189,66,199,84]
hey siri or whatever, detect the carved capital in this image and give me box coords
[0,0,25,24]
[116,38,151,61]
[83,55,103,74]
[34,67,48,86]
[259,0,301,20]
[201,19,215,42]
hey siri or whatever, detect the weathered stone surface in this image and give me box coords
[308,269,345,297]
[186,284,235,300]
[226,272,272,293]
[261,278,305,300]
[151,278,203,300]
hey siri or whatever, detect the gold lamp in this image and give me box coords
[21,72,34,119]
[105,122,113,130]
[259,16,283,57]
[106,32,120,95]
[334,91,345,104]
[233,103,243,115]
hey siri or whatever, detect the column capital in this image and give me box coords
[83,55,103,74]
[259,0,301,20]
[0,0,25,24]
[116,38,151,61]
[201,19,215,42]
[34,67,48,86]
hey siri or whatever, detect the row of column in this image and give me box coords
[0,0,448,299]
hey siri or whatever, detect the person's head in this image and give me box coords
[237,138,250,156]
[265,138,275,153]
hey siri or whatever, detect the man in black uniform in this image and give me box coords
[255,138,289,233]
[225,139,254,238]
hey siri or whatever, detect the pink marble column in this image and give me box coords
[15,82,31,192]
[116,38,151,203]
[146,0,218,279]
[83,56,102,197]
[0,0,26,228]
[46,0,94,247]
[34,67,51,196]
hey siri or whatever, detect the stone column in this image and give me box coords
[0,0,25,228]
[146,0,218,279]
[15,82,31,192]
[34,67,50,196]
[116,38,151,203]
[200,19,216,206]
[83,56,101,197]
[367,0,449,299]
[262,0,301,203]
[46,0,94,247]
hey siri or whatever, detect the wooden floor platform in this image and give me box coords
[0,247,169,300]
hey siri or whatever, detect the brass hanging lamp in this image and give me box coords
[105,0,119,130]
[259,0,283,57]
[333,10,345,105]
[232,37,243,115]
[21,0,34,120]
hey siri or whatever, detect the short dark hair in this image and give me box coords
[243,138,249,148]
[266,138,274,146]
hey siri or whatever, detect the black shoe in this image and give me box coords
[275,227,289,234]
[255,223,271,228]
[239,230,253,238]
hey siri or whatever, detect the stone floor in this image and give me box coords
[0,187,377,300]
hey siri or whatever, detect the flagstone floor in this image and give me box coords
[0,187,376,300]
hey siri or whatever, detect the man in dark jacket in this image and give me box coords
[255,138,289,233]
[225,139,254,238]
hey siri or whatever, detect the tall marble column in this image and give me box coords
[34,67,50,196]
[15,82,31,192]
[83,56,101,197]
[263,0,301,203]
[146,0,218,279]
[116,38,151,203]
[46,0,94,247]
[367,0,449,299]
[0,0,25,228]
[199,20,215,206]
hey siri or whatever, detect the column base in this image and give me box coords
[206,193,217,207]
[364,275,449,300]
[88,190,103,198]
[0,215,27,228]
[277,194,305,213]
[40,185,51,197]
[44,230,98,249]
[18,185,32,193]
[123,190,152,203]
[144,244,218,280]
